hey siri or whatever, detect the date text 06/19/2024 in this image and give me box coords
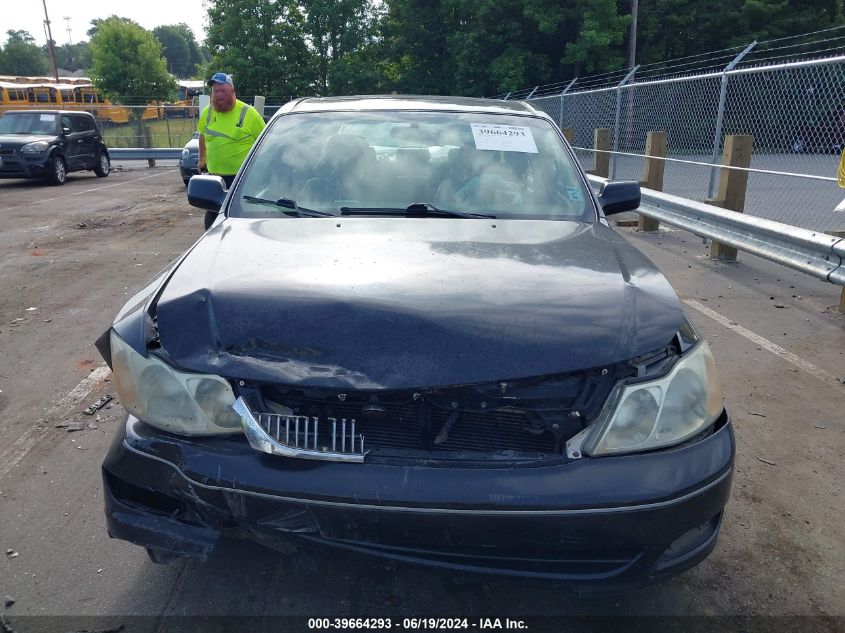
[307,618,529,630]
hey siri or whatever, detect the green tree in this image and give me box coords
[206,0,314,97]
[636,0,743,66]
[562,0,630,74]
[300,0,377,94]
[0,30,50,75]
[89,17,175,103]
[53,42,92,72]
[89,16,176,142]
[732,0,843,45]
[171,23,205,70]
[379,0,452,94]
[445,0,558,96]
[153,25,192,77]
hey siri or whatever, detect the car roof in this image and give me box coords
[1,109,93,117]
[281,95,542,117]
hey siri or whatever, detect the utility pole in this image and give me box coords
[42,0,59,80]
[628,0,639,69]
[64,16,73,45]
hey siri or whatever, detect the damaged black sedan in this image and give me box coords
[97,96,733,588]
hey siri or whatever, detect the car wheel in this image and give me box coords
[47,155,67,185]
[145,547,183,565]
[94,151,110,177]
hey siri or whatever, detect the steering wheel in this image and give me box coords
[455,173,524,209]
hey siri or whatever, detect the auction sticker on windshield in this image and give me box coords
[40,114,56,122]
[471,123,538,153]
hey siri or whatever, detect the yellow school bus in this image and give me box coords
[70,85,130,124]
[0,76,163,124]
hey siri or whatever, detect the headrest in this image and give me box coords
[395,147,430,164]
[325,135,371,165]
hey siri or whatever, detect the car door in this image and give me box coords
[60,114,82,171]
[73,115,97,168]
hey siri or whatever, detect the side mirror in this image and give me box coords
[597,180,641,215]
[187,175,227,212]
[62,126,72,135]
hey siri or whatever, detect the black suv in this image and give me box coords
[0,110,110,185]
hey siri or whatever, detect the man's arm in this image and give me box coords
[247,106,267,142]
[198,134,207,172]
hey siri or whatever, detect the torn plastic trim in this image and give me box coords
[235,397,368,463]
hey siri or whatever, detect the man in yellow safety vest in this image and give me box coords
[197,72,266,188]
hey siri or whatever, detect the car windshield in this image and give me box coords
[230,110,594,221]
[0,112,59,135]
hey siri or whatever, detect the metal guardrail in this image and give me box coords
[109,148,182,160]
[587,174,845,287]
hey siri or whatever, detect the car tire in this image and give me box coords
[145,547,183,565]
[94,151,110,177]
[47,155,67,185]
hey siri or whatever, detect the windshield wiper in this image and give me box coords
[242,195,334,217]
[340,203,495,219]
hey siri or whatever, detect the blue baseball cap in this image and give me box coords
[207,72,233,86]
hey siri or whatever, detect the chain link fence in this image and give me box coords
[526,55,845,232]
[0,102,201,148]
[97,105,200,148]
[90,97,296,148]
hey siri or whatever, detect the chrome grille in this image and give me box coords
[234,398,366,462]
[254,412,365,454]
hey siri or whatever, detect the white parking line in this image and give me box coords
[0,365,111,481]
[684,299,842,387]
[4,169,179,211]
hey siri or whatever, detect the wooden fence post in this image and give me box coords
[142,125,155,168]
[638,131,667,232]
[587,128,611,178]
[705,134,753,261]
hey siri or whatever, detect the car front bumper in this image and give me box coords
[0,154,49,179]
[179,157,199,181]
[102,413,734,588]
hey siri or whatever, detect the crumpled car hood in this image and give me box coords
[153,218,686,389]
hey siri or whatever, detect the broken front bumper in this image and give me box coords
[102,414,734,587]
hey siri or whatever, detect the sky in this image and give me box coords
[2,0,208,46]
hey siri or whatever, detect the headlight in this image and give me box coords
[582,341,723,456]
[181,148,190,159]
[109,331,241,435]
[21,141,49,154]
